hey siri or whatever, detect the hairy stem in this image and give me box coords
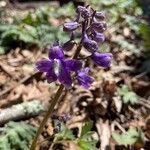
[30,43,82,150]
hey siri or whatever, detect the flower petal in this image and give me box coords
[36,59,52,72]
[58,62,72,88]
[77,68,94,88]
[83,33,98,52]
[91,52,112,68]
[91,20,107,32]
[65,59,82,71]
[49,45,64,60]
[46,71,57,83]
[92,31,105,43]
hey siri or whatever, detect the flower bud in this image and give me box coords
[83,33,98,52]
[58,114,71,123]
[53,123,61,133]
[91,21,107,32]
[63,22,79,32]
[77,68,94,88]
[92,31,105,43]
[95,12,105,20]
[76,6,91,19]
[63,40,76,51]
[91,52,112,68]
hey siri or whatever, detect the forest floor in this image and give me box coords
[0,1,150,150]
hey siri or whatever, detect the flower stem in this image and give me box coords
[30,43,82,150]
[30,85,64,150]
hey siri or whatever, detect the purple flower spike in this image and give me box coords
[92,31,105,43]
[36,43,82,87]
[91,52,112,68]
[63,22,79,32]
[76,6,91,19]
[77,68,94,88]
[83,32,98,52]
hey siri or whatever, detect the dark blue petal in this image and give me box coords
[36,59,52,72]
[65,59,82,72]
[83,33,98,52]
[77,68,94,88]
[58,61,72,88]
[92,31,105,43]
[49,45,64,60]
[91,52,112,68]
[46,71,57,83]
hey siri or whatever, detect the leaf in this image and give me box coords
[77,140,98,150]
[81,131,95,140]
[0,121,36,150]
[56,123,75,140]
[112,128,144,146]
[80,121,93,137]
[118,85,138,104]
[140,23,150,50]
[78,121,97,150]
[123,92,138,104]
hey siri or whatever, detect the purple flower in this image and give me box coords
[95,12,105,20]
[91,52,112,68]
[83,32,98,52]
[76,6,91,19]
[92,30,105,43]
[91,21,107,32]
[63,22,79,32]
[36,43,82,87]
[77,68,94,88]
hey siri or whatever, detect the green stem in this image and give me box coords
[30,43,82,150]
[30,85,64,150]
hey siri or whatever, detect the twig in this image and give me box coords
[0,63,14,78]
[138,100,150,110]
[0,100,46,125]
[96,119,111,150]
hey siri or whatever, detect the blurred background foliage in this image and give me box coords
[0,3,75,54]
[0,0,149,56]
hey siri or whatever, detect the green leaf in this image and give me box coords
[112,128,144,146]
[56,123,75,140]
[0,121,36,150]
[77,140,98,150]
[81,131,95,140]
[123,92,138,104]
[118,85,138,104]
[80,121,93,137]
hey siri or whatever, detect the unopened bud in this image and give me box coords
[95,12,105,20]
[63,22,79,32]
[76,6,91,19]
